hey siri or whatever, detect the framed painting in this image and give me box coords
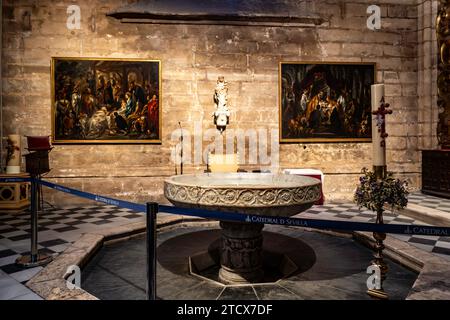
[279,62,375,143]
[51,57,161,144]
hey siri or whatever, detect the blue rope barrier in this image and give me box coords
[31,178,450,237]
[158,205,450,236]
[0,177,31,183]
[36,179,147,213]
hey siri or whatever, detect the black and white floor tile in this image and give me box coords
[297,202,450,260]
[0,192,450,298]
[408,191,450,214]
[0,205,145,290]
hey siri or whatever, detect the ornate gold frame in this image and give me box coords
[51,57,162,144]
[437,1,450,149]
[279,61,376,143]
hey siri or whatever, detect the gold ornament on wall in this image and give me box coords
[437,0,450,148]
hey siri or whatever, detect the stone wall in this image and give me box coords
[1,0,425,205]
[417,0,439,151]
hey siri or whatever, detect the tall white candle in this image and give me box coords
[371,84,386,166]
[6,134,21,174]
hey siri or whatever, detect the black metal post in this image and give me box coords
[16,176,52,267]
[146,202,158,300]
[30,175,38,263]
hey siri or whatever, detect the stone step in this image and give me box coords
[395,203,450,226]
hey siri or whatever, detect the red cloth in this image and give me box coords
[26,136,52,151]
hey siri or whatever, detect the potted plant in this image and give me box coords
[354,167,409,213]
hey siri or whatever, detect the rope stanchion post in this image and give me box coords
[146,202,158,300]
[16,177,52,267]
[30,177,38,261]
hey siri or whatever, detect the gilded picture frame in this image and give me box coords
[51,57,162,144]
[279,61,376,143]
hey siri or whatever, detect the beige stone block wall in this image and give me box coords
[1,0,426,206]
[417,0,439,153]
[416,0,439,191]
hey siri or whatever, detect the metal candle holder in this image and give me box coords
[367,164,389,300]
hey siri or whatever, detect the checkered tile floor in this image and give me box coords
[299,203,450,261]
[1,199,450,290]
[0,205,144,286]
[408,191,450,214]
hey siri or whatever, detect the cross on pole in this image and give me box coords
[372,97,392,148]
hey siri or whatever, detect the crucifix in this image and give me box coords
[371,85,393,168]
[372,97,392,149]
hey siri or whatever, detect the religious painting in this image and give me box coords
[279,62,375,143]
[51,58,161,144]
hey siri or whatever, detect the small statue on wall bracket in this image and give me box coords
[213,76,231,134]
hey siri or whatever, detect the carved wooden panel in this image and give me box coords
[422,150,450,198]
[437,0,450,148]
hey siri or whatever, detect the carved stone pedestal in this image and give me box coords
[163,172,322,284]
[218,221,264,284]
[0,173,30,214]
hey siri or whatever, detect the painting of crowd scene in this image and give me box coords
[280,62,375,143]
[52,58,161,143]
